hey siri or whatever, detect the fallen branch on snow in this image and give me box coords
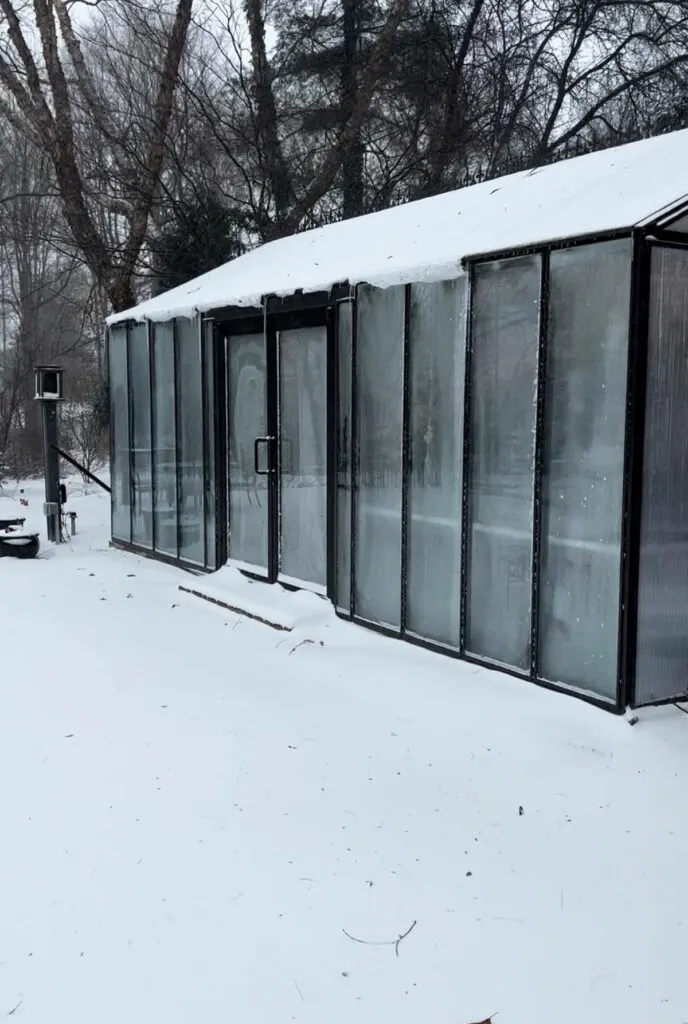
[342,919,417,957]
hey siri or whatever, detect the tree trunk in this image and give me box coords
[341,0,364,219]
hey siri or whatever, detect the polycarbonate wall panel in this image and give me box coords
[465,255,540,670]
[227,332,268,572]
[539,240,631,700]
[109,325,130,542]
[129,324,152,548]
[407,279,466,646]
[176,317,205,565]
[636,246,688,705]
[152,322,177,558]
[354,285,405,628]
[336,301,353,613]
[278,327,327,587]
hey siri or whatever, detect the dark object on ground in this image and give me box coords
[0,519,40,559]
[0,517,26,530]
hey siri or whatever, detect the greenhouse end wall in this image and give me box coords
[108,316,218,571]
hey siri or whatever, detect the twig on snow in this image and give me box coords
[7,1001,23,1017]
[288,638,323,655]
[342,920,417,957]
[395,920,417,956]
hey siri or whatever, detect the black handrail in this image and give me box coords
[50,445,112,494]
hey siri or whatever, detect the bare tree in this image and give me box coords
[0,0,194,312]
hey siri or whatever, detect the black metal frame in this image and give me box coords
[220,305,332,589]
[126,323,135,546]
[530,251,550,678]
[618,230,651,709]
[339,231,644,713]
[459,252,539,680]
[624,233,688,708]
[108,206,688,714]
[148,320,156,554]
[110,313,218,574]
[459,239,634,710]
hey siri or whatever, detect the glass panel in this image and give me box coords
[465,255,540,670]
[204,321,217,569]
[227,332,268,572]
[336,302,353,613]
[278,327,327,587]
[129,324,152,548]
[109,325,130,542]
[539,240,631,699]
[407,279,466,646]
[152,322,177,558]
[354,285,405,628]
[176,317,205,565]
[636,246,688,705]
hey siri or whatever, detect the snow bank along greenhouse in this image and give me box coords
[107,128,688,713]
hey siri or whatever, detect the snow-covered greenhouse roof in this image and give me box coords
[108,129,688,325]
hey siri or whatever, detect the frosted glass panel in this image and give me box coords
[109,326,130,542]
[465,255,540,669]
[176,318,205,565]
[152,323,177,558]
[129,325,152,549]
[636,246,688,705]
[279,327,327,587]
[407,279,466,646]
[336,302,353,613]
[354,285,405,628]
[227,332,268,572]
[539,240,631,699]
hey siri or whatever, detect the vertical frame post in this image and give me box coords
[618,229,651,709]
[126,322,134,546]
[400,283,412,634]
[173,318,182,561]
[530,251,550,679]
[266,308,279,583]
[200,316,209,568]
[350,288,359,618]
[148,320,156,554]
[326,303,337,601]
[214,322,227,570]
[106,327,115,541]
[459,269,475,653]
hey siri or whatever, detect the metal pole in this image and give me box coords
[41,400,61,543]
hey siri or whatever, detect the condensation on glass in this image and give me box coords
[636,246,688,705]
[152,322,177,558]
[407,278,466,646]
[176,317,205,565]
[465,255,540,670]
[203,321,217,570]
[227,332,268,573]
[278,327,327,588]
[539,240,631,700]
[335,302,353,613]
[354,285,405,628]
[109,325,130,543]
[129,324,152,549]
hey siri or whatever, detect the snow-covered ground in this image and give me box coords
[1,478,687,1024]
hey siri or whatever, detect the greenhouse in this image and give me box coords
[107,127,688,712]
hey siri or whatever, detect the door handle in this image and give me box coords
[254,436,274,475]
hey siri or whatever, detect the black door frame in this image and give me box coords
[218,305,335,596]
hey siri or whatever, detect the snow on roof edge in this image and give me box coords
[107,129,688,327]
[106,257,466,325]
